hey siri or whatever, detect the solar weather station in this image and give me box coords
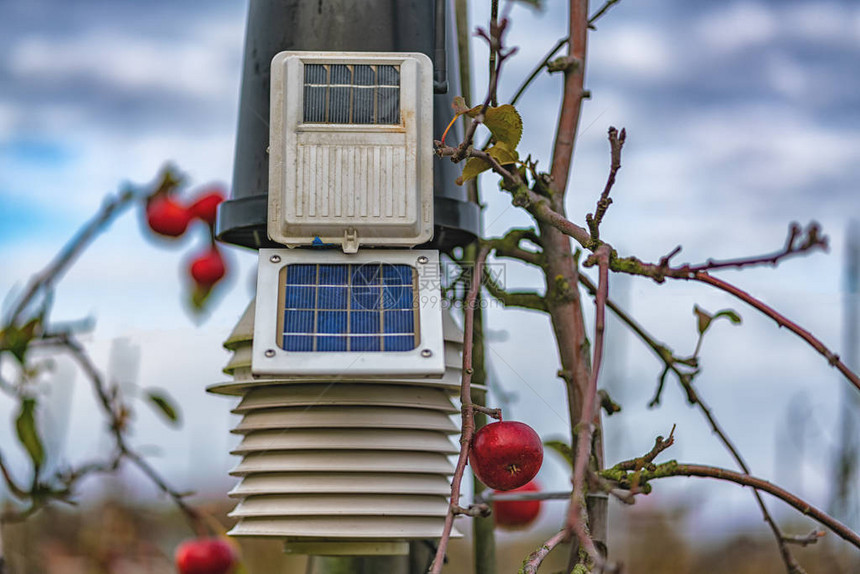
[210,0,481,562]
[208,45,471,557]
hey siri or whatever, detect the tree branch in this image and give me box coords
[586,127,626,243]
[483,276,547,311]
[579,273,811,572]
[512,205,860,396]
[566,244,610,568]
[60,335,203,535]
[6,168,180,326]
[588,0,623,26]
[510,37,568,106]
[604,462,860,550]
[429,245,492,574]
[691,272,860,394]
[519,529,568,574]
[483,228,544,266]
[549,0,589,209]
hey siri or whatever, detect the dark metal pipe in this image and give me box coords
[433,0,448,94]
[218,0,478,252]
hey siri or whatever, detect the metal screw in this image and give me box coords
[417,256,429,264]
[421,349,433,358]
[270,254,281,263]
[264,349,276,358]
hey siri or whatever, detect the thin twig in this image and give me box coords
[615,427,675,472]
[61,335,203,535]
[512,201,860,395]
[483,274,547,311]
[693,271,860,393]
[689,382,807,573]
[605,462,860,550]
[511,0,620,110]
[687,222,827,273]
[782,530,826,547]
[483,228,544,266]
[442,19,516,164]
[428,245,492,574]
[566,244,610,567]
[489,0,499,107]
[510,37,567,106]
[5,180,158,325]
[588,0,623,26]
[520,529,569,574]
[586,127,626,243]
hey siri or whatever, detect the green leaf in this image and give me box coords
[15,398,44,472]
[694,305,742,336]
[462,104,524,149]
[455,142,520,186]
[0,318,41,364]
[146,389,181,426]
[487,141,519,165]
[543,439,573,469]
[482,105,523,149]
[693,305,712,335]
[455,101,524,150]
[451,95,470,115]
[713,309,742,325]
[456,157,492,186]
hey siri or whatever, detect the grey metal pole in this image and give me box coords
[218,0,478,251]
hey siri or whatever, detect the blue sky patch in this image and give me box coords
[0,137,73,167]
[0,191,70,244]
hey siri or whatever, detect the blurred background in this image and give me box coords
[1,0,859,572]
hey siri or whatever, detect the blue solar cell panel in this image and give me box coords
[281,263,417,352]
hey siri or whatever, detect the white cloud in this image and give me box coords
[684,105,860,196]
[695,3,778,55]
[9,25,240,100]
[697,2,860,55]
[591,24,675,80]
[784,3,858,46]
[764,54,808,99]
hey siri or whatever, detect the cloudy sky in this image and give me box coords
[1,0,860,552]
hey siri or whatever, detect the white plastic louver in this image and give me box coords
[268,51,434,253]
[208,300,473,556]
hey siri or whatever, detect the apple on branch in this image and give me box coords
[470,420,543,491]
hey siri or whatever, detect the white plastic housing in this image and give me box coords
[252,248,444,378]
[208,301,471,555]
[268,51,434,252]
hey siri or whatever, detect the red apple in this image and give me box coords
[175,537,236,574]
[189,246,226,288]
[493,480,542,530]
[470,420,543,491]
[146,196,191,238]
[188,188,225,226]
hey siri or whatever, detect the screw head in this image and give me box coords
[417,256,429,264]
[264,349,276,358]
[269,254,281,263]
[421,349,433,358]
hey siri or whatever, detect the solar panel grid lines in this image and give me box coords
[303,63,401,125]
[281,263,418,353]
